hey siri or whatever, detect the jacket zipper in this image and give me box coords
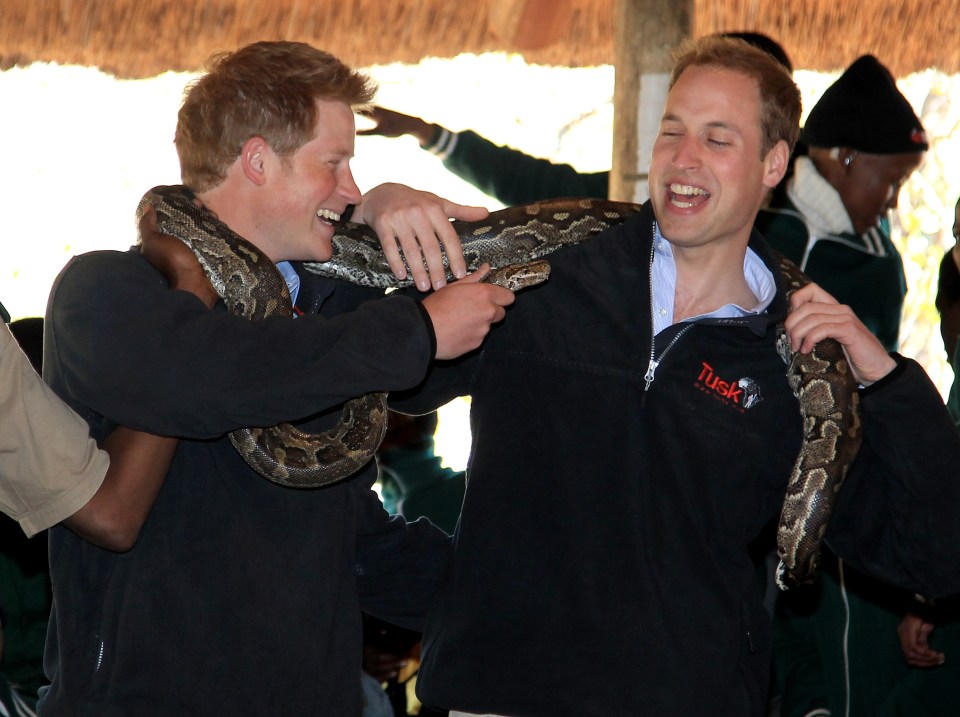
[643,239,692,393]
[643,326,692,391]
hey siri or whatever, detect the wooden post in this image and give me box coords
[610,0,692,202]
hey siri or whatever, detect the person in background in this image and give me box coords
[763,55,934,717]
[755,54,926,352]
[359,33,792,206]
[934,196,960,422]
[38,39,514,716]
[879,197,960,717]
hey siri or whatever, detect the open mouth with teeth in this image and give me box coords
[316,208,342,225]
[668,183,710,209]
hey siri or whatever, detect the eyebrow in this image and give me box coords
[661,114,743,137]
[705,120,742,135]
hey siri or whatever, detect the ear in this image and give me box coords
[240,137,269,186]
[761,139,790,189]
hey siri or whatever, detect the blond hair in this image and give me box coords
[176,41,377,191]
[671,36,801,156]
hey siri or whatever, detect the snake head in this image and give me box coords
[483,260,552,292]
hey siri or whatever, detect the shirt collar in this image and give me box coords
[651,223,776,335]
[276,261,301,314]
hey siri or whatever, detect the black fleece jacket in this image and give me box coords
[39,250,449,717]
[394,202,960,717]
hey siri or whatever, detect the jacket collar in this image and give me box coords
[287,260,336,314]
[640,201,789,337]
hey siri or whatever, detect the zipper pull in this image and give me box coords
[643,358,659,391]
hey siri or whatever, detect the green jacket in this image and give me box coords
[755,199,906,352]
[760,168,942,717]
[430,129,608,206]
[775,553,960,717]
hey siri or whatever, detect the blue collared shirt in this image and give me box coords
[276,261,301,316]
[651,224,775,335]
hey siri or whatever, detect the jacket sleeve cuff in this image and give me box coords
[858,352,908,395]
[414,300,437,360]
[423,126,458,159]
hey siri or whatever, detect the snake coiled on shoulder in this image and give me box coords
[136,186,550,488]
[138,186,860,587]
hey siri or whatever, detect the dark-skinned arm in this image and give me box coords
[63,427,178,552]
[138,205,220,308]
[59,208,220,552]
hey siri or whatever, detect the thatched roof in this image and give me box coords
[2,0,958,79]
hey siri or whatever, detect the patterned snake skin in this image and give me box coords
[136,185,551,488]
[773,256,862,588]
[138,187,860,586]
[309,197,864,588]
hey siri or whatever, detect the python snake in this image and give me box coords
[772,256,862,588]
[136,186,550,488]
[138,187,860,587]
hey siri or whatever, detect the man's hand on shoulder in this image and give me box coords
[353,183,489,293]
[421,264,514,360]
[784,282,897,386]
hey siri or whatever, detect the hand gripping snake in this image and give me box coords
[136,185,550,489]
[137,186,860,587]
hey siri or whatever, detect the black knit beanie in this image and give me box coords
[801,55,928,154]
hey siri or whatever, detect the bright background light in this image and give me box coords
[2,55,957,470]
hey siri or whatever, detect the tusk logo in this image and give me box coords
[696,362,763,412]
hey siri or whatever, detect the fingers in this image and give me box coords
[355,106,395,137]
[422,273,515,360]
[783,282,856,354]
[783,281,896,384]
[453,263,492,284]
[371,205,451,292]
[438,201,489,283]
[784,301,858,355]
[358,183,490,292]
[788,281,839,309]
[394,199,488,286]
[442,201,490,223]
[355,107,427,141]
[898,617,945,667]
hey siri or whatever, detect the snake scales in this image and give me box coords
[138,187,860,587]
[136,186,550,489]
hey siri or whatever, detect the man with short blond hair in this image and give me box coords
[389,37,960,716]
[39,40,513,716]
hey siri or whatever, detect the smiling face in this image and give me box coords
[253,99,362,263]
[649,64,788,256]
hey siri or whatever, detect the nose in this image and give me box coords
[339,167,362,205]
[671,136,702,169]
[885,183,901,212]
